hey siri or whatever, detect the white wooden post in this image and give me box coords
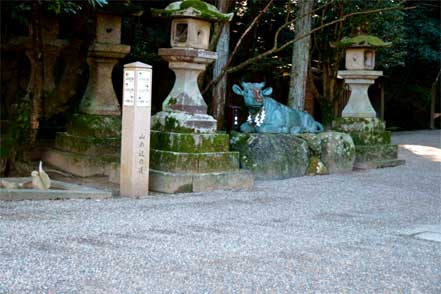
[120,62,152,197]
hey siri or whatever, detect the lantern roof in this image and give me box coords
[333,35,391,48]
[152,0,233,22]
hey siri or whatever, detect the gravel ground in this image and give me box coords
[1,130,440,294]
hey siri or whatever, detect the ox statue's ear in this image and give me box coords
[262,87,273,96]
[232,84,243,95]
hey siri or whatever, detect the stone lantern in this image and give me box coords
[151,1,233,132]
[336,35,390,118]
[148,1,253,193]
[44,3,143,177]
[332,35,405,169]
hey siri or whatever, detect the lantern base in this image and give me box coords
[332,117,405,169]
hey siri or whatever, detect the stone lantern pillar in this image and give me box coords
[44,4,143,177]
[148,1,253,193]
[332,35,405,169]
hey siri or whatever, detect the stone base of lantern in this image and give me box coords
[152,111,217,134]
[43,113,121,177]
[145,129,254,193]
[332,117,405,169]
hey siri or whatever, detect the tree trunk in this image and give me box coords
[29,1,45,146]
[287,0,314,110]
[211,0,231,130]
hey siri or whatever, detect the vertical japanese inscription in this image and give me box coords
[123,70,135,106]
[136,70,151,107]
[137,133,146,175]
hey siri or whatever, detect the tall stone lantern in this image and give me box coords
[336,35,389,118]
[332,35,405,169]
[44,3,143,177]
[148,1,254,193]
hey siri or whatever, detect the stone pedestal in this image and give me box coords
[152,48,218,133]
[148,131,253,193]
[338,70,382,118]
[333,118,405,169]
[149,48,253,193]
[44,13,130,177]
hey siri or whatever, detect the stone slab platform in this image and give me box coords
[354,158,406,169]
[150,149,239,173]
[149,169,254,194]
[55,132,120,156]
[151,131,229,153]
[0,177,112,201]
[355,144,398,162]
[43,149,118,177]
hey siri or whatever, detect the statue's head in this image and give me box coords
[232,82,273,109]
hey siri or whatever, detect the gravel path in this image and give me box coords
[1,130,440,294]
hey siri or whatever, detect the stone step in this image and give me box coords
[149,169,254,194]
[355,144,398,163]
[150,149,239,173]
[354,158,406,169]
[66,113,121,137]
[332,117,385,133]
[55,132,120,156]
[151,130,230,153]
[349,131,391,145]
[43,149,118,177]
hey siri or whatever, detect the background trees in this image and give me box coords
[1,0,439,176]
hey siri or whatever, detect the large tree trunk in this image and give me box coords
[29,1,45,146]
[211,0,231,130]
[287,0,314,110]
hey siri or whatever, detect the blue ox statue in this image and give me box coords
[232,82,324,134]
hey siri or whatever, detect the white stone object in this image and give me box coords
[120,62,152,197]
[338,70,382,118]
[171,18,211,50]
[31,161,51,190]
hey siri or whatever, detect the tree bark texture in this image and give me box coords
[288,0,313,110]
[29,1,45,145]
[211,0,231,129]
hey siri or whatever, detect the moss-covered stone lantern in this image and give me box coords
[332,35,404,169]
[44,2,144,177]
[147,1,253,194]
[333,34,390,118]
[336,35,391,70]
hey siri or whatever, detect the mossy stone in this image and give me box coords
[152,116,195,133]
[332,117,385,133]
[150,149,239,173]
[355,144,398,163]
[317,131,355,173]
[67,113,121,138]
[230,132,310,180]
[55,132,120,156]
[306,156,329,176]
[152,0,234,22]
[151,131,229,153]
[349,131,391,146]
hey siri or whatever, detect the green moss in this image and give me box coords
[306,156,329,176]
[55,133,120,155]
[152,131,229,153]
[168,97,178,105]
[67,113,121,137]
[332,117,385,133]
[349,131,391,146]
[152,116,197,133]
[355,144,398,162]
[333,35,391,48]
[152,0,233,22]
